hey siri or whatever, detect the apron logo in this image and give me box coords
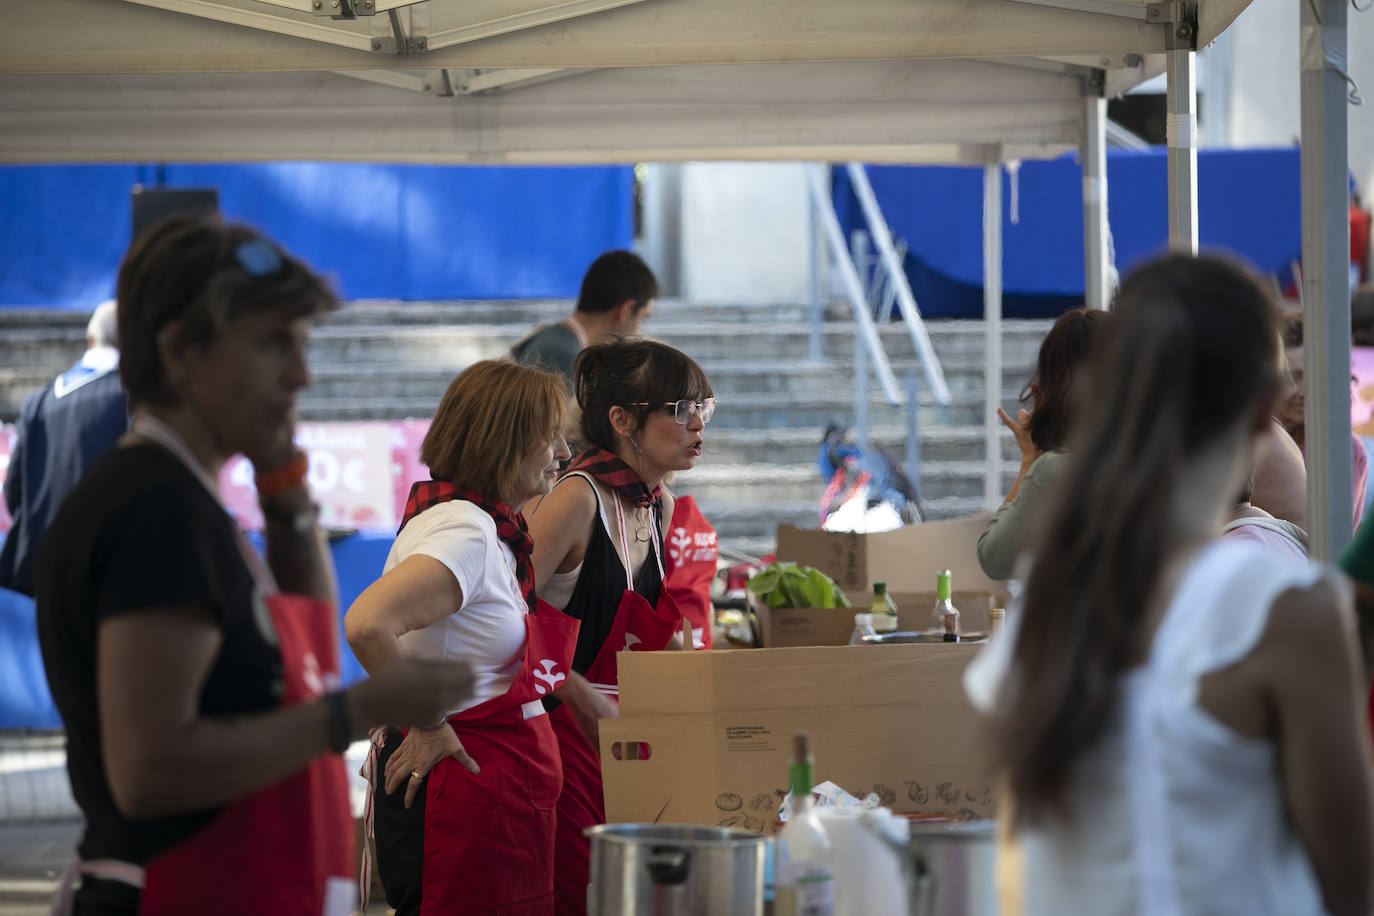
[302,652,325,698]
[623,632,642,652]
[532,659,567,695]
[669,527,692,563]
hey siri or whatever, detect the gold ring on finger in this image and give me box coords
[410,770,424,780]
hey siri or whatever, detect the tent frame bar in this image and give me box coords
[1300,0,1353,561]
[1006,0,1151,20]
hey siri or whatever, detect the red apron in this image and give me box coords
[363,600,579,916]
[552,473,684,916]
[51,415,355,916]
[661,495,717,651]
[140,589,355,916]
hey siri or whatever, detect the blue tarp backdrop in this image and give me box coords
[833,146,1302,318]
[0,150,1301,314]
[0,163,636,308]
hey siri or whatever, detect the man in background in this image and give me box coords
[512,250,659,387]
[0,300,129,596]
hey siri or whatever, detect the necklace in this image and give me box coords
[631,504,652,543]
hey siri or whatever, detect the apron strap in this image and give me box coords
[357,725,388,914]
[49,860,146,916]
[131,413,280,594]
[562,471,634,592]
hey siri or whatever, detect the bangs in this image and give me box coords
[643,343,713,405]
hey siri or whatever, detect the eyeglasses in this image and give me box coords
[629,398,717,425]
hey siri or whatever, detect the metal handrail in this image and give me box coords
[804,164,904,405]
[845,162,953,407]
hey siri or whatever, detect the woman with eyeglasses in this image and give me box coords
[34,216,474,916]
[527,337,715,915]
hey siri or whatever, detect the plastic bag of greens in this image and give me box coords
[746,562,851,609]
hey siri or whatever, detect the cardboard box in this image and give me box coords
[748,590,1001,648]
[775,514,1008,609]
[603,645,993,834]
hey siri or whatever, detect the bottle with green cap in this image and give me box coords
[867,582,899,634]
[930,569,961,642]
[775,732,835,916]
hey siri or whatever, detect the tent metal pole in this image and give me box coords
[984,161,1004,511]
[1165,46,1198,253]
[1082,84,1110,310]
[1300,0,1352,562]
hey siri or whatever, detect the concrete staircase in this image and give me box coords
[0,301,1053,556]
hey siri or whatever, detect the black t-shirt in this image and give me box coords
[35,443,283,910]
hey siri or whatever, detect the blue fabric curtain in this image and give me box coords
[0,163,635,308]
[833,147,1302,318]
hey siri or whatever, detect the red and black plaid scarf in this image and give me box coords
[564,447,663,510]
[400,481,536,614]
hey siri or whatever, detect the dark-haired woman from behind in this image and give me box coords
[527,338,714,915]
[977,307,1112,580]
[966,254,1374,916]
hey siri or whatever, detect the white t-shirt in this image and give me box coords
[965,540,1326,916]
[386,500,528,714]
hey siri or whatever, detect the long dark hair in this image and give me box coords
[1024,308,1112,453]
[994,254,1281,823]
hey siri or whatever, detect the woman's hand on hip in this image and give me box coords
[385,726,481,808]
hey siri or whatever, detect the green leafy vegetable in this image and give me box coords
[746,562,850,609]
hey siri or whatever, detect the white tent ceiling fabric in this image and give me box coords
[0,0,1243,164]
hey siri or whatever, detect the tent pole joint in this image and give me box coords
[1147,0,1198,49]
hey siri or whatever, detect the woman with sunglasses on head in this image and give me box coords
[34,216,474,916]
[527,338,715,915]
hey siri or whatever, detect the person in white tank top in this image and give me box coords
[965,254,1374,916]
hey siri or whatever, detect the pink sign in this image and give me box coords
[0,425,15,534]
[390,419,432,526]
[220,421,398,532]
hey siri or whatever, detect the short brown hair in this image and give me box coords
[421,360,568,503]
[116,215,337,408]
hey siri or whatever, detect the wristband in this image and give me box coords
[255,453,309,500]
[415,714,450,732]
[261,499,320,534]
[325,691,352,754]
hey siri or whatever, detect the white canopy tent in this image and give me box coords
[0,0,1352,556]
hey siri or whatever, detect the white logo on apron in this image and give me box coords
[669,526,691,563]
[532,659,567,695]
[623,632,642,652]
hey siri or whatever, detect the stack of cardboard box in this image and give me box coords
[600,642,995,834]
[755,514,1010,647]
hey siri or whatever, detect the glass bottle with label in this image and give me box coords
[867,582,899,634]
[930,569,960,641]
[848,612,877,645]
[775,733,835,916]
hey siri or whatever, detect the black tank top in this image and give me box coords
[559,475,663,675]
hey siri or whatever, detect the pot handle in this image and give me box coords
[645,846,692,886]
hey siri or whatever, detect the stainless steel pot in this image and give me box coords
[585,824,768,916]
[901,820,998,916]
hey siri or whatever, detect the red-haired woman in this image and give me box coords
[346,360,577,915]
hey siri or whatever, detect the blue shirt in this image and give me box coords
[1,349,128,596]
